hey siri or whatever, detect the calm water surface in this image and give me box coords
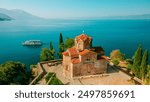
[0,19,150,68]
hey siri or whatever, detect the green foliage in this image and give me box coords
[0,61,28,85]
[49,42,55,60]
[59,32,63,44]
[45,72,63,85]
[45,72,55,83]
[126,58,133,64]
[30,64,36,70]
[50,77,63,85]
[50,41,53,50]
[40,48,50,61]
[140,50,148,79]
[110,49,125,61]
[127,64,132,72]
[40,47,55,61]
[132,45,142,77]
[64,37,74,50]
[145,66,150,84]
[112,59,119,66]
[58,33,64,59]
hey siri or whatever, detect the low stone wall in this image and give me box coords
[112,66,142,85]
[29,71,45,85]
[73,74,109,80]
[46,73,56,85]
[29,63,46,85]
[29,59,62,85]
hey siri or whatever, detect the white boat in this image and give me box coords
[22,40,43,46]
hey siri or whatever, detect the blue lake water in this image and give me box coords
[0,19,150,68]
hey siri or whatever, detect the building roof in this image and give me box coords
[77,34,92,42]
[79,49,96,56]
[71,58,80,64]
[67,47,79,57]
[62,51,69,56]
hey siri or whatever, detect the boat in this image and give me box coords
[22,40,43,46]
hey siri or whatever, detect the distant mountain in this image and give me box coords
[0,8,43,20]
[0,13,12,21]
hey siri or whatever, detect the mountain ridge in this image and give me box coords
[0,13,12,21]
[0,8,44,20]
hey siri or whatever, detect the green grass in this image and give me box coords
[45,72,63,85]
[49,77,63,85]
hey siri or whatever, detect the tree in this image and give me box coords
[40,48,51,61]
[49,42,55,60]
[132,45,142,78]
[110,49,125,61]
[58,33,64,59]
[0,61,28,85]
[140,50,148,79]
[146,65,150,84]
[50,41,53,50]
[64,37,74,50]
[59,32,63,44]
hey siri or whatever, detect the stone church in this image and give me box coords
[62,34,108,79]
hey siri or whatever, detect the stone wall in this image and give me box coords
[72,59,107,77]
[63,55,72,79]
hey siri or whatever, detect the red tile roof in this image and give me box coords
[77,34,92,42]
[62,51,69,56]
[68,47,78,57]
[79,49,96,56]
[71,58,80,64]
[79,49,90,56]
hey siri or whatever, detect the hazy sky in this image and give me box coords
[0,0,150,18]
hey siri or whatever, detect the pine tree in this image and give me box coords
[132,45,142,78]
[140,50,148,79]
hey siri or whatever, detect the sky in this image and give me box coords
[0,0,150,18]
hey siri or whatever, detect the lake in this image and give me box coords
[0,19,150,68]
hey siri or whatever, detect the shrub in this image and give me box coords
[112,59,119,66]
[110,49,125,61]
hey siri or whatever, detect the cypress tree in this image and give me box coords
[58,33,64,59]
[49,42,55,60]
[140,50,148,79]
[132,45,142,78]
[59,32,63,44]
[50,41,53,50]
[147,65,150,84]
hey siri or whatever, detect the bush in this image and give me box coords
[110,49,125,61]
[0,61,29,85]
[112,59,119,66]
[49,77,63,85]
[127,64,132,72]
[45,72,63,85]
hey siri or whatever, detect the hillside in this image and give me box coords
[0,13,12,21]
[0,8,43,20]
